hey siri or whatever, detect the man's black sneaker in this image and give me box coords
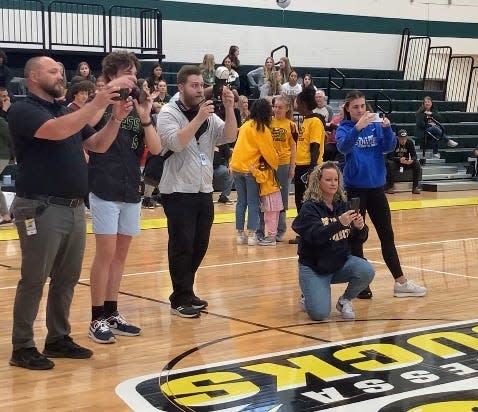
[142,197,155,209]
[218,196,233,205]
[356,286,373,299]
[288,236,300,244]
[191,296,208,310]
[171,305,201,318]
[10,347,55,370]
[43,335,93,359]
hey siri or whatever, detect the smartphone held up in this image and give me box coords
[348,197,360,213]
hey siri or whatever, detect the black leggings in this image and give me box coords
[294,165,310,214]
[347,187,403,279]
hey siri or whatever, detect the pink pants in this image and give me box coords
[264,211,280,237]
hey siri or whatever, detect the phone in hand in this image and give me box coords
[372,112,384,123]
[348,197,360,213]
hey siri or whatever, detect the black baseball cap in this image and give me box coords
[397,129,408,138]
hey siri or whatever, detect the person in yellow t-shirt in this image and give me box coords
[250,157,283,246]
[230,99,279,245]
[290,87,325,244]
[256,95,297,242]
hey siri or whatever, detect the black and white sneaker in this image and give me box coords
[142,197,155,209]
[88,319,116,344]
[106,311,141,336]
[218,195,234,205]
[171,305,201,318]
[191,296,208,310]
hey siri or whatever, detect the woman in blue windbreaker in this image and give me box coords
[336,90,427,300]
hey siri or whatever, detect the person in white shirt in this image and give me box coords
[281,70,301,106]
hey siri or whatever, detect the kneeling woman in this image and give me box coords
[292,162,375,321]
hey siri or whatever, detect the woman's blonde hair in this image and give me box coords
[303,161,347,203]
[199,54,215,72]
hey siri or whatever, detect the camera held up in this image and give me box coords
[212,66,231,116]
[112,86,146,103]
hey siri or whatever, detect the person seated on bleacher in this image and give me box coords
[385,129,422,194]
[0,50,11,89]
[469,144,478,180]
[66,80,95,112]
[277,56,292,85]
[95,75,106,91]
[247,57,276,98]
[237,95,250,125]
[146,63,163,91]
[75,61,96,83]
[0,87,11,119]
[312,90,334,123]
[281,70,301,107]
[415,96,458,158]
[324,103,345,166]
[152,80,171,113]
[302,74,317,91]
[213,144,234,204]
[199,53,216,98]
[222,56,240,101]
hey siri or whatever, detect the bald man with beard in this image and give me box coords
[7,56,135,370]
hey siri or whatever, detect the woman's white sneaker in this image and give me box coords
[393,280,427,297]
[336,296,355,320]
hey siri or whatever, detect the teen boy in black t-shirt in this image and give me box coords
[87,51,162,344]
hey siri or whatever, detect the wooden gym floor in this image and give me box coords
[1,190,478,411]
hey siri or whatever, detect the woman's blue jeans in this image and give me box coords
[299,256,375,321]
[233,172,260,232]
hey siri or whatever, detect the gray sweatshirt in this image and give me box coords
[156,102,228,194]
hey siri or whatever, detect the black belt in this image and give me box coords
[17,193,84,208]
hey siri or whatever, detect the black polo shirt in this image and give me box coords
[88,109,145,203]
[8,92,95,197]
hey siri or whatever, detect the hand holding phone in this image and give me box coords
[348,197,360,213]
[372,112,383,123]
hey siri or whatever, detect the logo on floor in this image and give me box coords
[116,319,478,411]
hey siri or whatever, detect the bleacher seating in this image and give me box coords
[4,45,478,192]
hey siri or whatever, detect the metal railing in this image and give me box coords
[373,91,392,115]
[445,56,474,103]
[270,45,288,65]
[0,0,45,48]
[402,35,431,82]
[326,68,345,105]
[48,1,106,52]
[400,28,478,112]
[0,0,165,58]
[397,27,410,72]
[108,5,164,58]
[466,67,478,112]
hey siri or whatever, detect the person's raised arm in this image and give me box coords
[221,86,238,144]
[84,98,133,153]
[175,100,214,148]
[34,75,136,140]
[134,89,162,155]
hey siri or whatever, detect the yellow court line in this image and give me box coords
[1,196,478,241]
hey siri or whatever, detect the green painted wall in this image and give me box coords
[17,0,478,39]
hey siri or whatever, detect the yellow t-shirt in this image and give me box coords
[230,120,279,173]
[296,115,325,166]
[252,165,280,196]
[270,117,296,165]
